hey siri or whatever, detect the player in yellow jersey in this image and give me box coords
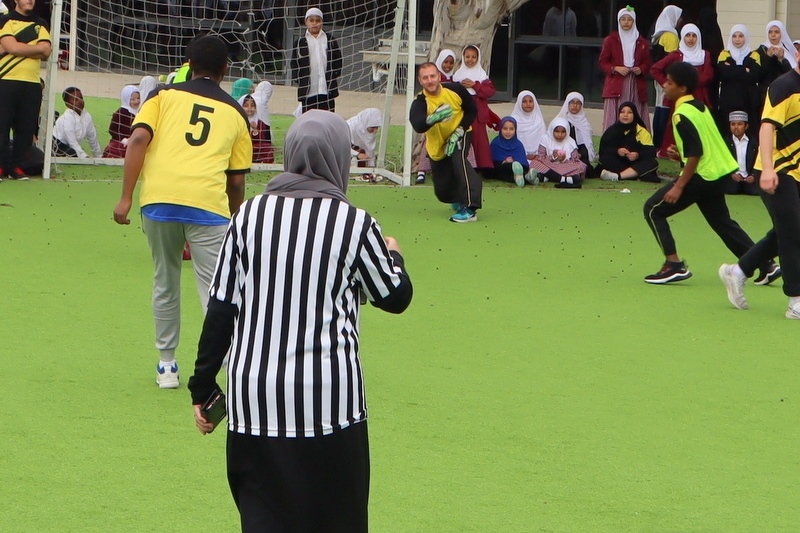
[410,62,482,223]
[113,36,252,388]
[0,0,51,180]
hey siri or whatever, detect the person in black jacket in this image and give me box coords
[724,111,759,195]
[596,102,659,183]
[716,25,761,137]
[290,7,342,113]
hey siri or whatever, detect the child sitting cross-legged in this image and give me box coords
[596,101,660,183]
[529,117,587,189]
[102,85,140,158]
[487,116,534,187]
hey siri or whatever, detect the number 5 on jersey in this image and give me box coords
[186,103,214,146]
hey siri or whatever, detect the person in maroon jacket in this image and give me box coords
[102,85,140,158]
[651,23,714,157]
[599,6,651,133]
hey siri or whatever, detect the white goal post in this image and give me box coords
[41,0,420,185]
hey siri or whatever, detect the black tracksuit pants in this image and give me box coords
[430,131,483,209]
[0,80,42,171]
[738,174,800,297]
[643,174,755,259]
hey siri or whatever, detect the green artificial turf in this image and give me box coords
[1,175,798,532]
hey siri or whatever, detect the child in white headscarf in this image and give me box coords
[650,5,682,151]
[347,108,382,182]
[757,20,796,105]
[717,25,761,136]
[103,85,140,158]
[598,6,652,133]
[651,23,714,156]
[238,94,274,164]
[452,44,500,170]
[510,90,546,161]
[528,117,587,188]
[291,7,342,113]
[557,92,596,177]
[434,49,457,82]
[252,80,273,126]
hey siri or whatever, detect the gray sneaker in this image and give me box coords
[719,263,748,310]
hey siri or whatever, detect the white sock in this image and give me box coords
[159,359,177,369]
[790,296,800,306]
[732,264,745,278]
[566,176,574,184]
[560,176,566,183]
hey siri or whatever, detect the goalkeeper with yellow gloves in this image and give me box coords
[410,62,483,223]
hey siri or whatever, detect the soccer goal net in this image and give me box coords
[43,0,421,184]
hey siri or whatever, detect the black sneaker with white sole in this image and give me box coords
[644,260,692,284]
[753,262,781,286]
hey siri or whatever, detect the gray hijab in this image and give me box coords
[265,110,350,203]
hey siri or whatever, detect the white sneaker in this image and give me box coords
[511,161,525,187]
[524,169,539,185]
[156,361,179,389]
[600,169,619,181]
[786,302,800,320]
[719,263,748,310]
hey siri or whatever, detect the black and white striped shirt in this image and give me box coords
[190,193,412,438]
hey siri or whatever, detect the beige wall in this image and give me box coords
[718,0,800,43]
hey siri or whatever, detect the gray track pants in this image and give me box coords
[142,216,227,362]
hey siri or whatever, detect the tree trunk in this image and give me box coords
[428,0,531,72]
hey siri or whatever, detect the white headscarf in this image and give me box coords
[617,7,639,68]
[511,90,546,154]
[138,76,158,103]
[726,24,751,65]
[557,92,594,162]
[544,117,578,156]
[653,5,682,41]
[120,85,140,115]
[346,108,382,158]
[679,24,705,66]
[434,49,457,80]
[237,95,258,126]
[252,81,273,125]
[452,45,488,95]
[764,20,797,68]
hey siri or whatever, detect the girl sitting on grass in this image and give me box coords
[596,101,659,183]
[238,94,274,164]
[102,85,140,158]
[488,116,532,187]
[529,117,586,189]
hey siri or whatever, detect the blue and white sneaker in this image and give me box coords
[450,202,461,212]
[524,169,539,185]
[156,361,179,389]
[449,206,477,223]
[512,161,525,187]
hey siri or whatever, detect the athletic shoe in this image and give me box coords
[449,206,477,223]
[416,173,426,184]
[8,167,29,181]
[718,263,748,310]
[156,361,179,389]
[554,181,581,189]
[511,161,525,187]
[786,302,800,320]
[0,166,5,181]
[600,169,619,181]
[644,260,692,284]
[754,262,781,286]
[524,169,539,185]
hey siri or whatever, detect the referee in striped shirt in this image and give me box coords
[189,110,413,533]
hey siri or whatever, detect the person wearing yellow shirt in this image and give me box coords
[410,62,482,223]
[113,36,252,389]
[0,0,51,180]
